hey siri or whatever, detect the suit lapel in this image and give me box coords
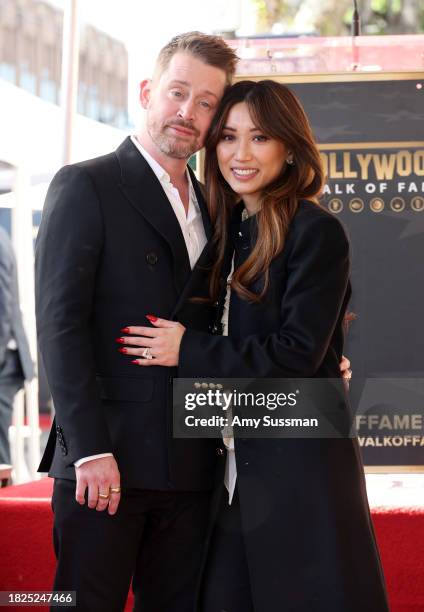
[170,242,214,319]
[188,165,213,241]
[116,137,191,295]
[171,168,214,318]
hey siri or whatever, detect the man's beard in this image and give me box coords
[147,117,201,159]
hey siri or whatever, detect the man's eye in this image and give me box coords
[171,90,183,97]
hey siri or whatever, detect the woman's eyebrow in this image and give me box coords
[222,126,261,132]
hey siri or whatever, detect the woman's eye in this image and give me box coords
[253,135,268,142]
[221,134,234,141]
[200,100,211,109]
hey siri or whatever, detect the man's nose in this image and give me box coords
[177,98,196,121]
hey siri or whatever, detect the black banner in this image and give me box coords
[287,74,424,467]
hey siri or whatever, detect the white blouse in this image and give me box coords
[221,208,249,504]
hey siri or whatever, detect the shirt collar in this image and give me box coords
[130,135,169,182]
[131,135,200,213]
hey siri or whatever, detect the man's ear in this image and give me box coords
[139,79,152,109]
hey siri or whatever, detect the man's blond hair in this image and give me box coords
[154,31,238,85]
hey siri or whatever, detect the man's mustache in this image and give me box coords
[166,119,199,136]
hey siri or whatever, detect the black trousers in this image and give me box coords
[51,478,212,612]
[200,487,254,612]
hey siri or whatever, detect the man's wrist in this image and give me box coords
[74,453,114,468]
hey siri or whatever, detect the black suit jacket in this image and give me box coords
[36,137,219,490]
[179,202,389,611]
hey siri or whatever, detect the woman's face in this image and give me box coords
[216,102,289,208]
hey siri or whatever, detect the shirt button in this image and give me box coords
[216,448,224,456]
[238,231,243,237]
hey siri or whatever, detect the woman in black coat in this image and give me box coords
[121,80,389,612]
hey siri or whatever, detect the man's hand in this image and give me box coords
[75,456,121,515]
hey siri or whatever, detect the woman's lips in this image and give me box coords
[231,168,259,181]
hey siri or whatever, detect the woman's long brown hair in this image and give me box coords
[204,80,324,302]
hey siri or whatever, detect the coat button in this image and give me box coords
[216,448,224,456]
[146,252,158,265]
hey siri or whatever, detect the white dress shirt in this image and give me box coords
[75,137,207,468]
[221,257,237,504]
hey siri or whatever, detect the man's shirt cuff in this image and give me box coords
[74,453,113,467]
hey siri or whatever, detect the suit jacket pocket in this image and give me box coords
[96,376,154,403]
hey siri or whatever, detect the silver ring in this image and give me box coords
[142,347,153,360]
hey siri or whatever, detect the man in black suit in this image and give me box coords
[36,32,237,612]
[0,226,34,466]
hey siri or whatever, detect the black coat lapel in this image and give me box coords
[170,167,214,318]
[188,165,213,241]
[115,137,191,294]
[170,241,214,319]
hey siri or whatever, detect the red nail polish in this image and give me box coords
[131,359,139,364]
[116,338,125,344]
[118,347,128,354]
[146,314,157,322]
[121,327,130,333]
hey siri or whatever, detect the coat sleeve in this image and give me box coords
[178,214,350,378]
[0,235,13,366]
[35,165,113,465]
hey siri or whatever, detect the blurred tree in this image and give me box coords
[311,0,353,36]
[252,0,424,34]
[252,0,300,32]
[372,0,422,34]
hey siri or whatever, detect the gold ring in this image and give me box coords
[109,487,121,494]
[98,492,110,499]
